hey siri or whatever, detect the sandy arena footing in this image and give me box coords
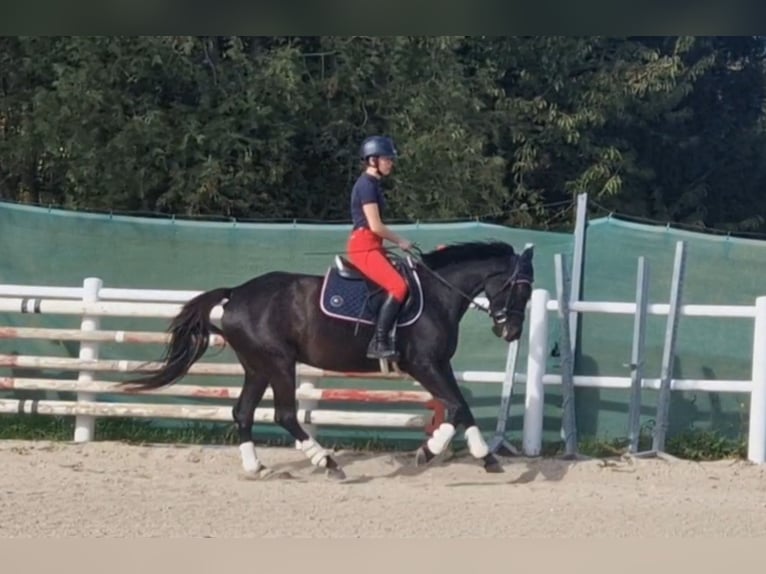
[2,439,766,538]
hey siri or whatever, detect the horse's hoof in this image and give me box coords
[414,446,435,467]
[483,455,504,473]
[326,466,347,481]
[241,466,272,480]
[242,466,298,481]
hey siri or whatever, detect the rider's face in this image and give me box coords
[377,156,394,176]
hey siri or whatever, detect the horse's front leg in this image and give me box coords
[450,393,503,473]
[407,361,502,473]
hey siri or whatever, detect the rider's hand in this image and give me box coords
[398,239,413,252]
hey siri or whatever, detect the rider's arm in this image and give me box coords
[362,202,407,246]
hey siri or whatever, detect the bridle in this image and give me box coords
[406,247,534,325]
[483,262,534,334]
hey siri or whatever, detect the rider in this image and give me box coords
[346,135,413,360]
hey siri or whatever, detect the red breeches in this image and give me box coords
[346,228,408,303]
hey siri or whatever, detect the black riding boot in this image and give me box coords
[367,294,402,360]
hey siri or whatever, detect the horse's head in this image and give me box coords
[484,244,534,342]
[419,240,535,343]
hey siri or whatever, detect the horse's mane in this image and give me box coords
[419,240,515,270]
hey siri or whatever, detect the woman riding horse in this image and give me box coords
[120,136,535,480]
[346,135,414,361]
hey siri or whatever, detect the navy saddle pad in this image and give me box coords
[319,255,423,327]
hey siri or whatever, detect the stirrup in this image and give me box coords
[378,358,400,375]
[366,337,400,375]
[366,340,398,360]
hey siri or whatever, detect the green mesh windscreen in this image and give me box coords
[0,201,570,446]
[575,217,764,442]
[2,201,762,446]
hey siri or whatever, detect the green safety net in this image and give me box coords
[0,201,568,447]
[576,217,766,443]
[2,200,764,447]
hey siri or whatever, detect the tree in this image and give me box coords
[2,36,766,233]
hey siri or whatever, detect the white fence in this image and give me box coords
[523,287,766,464]
[0,278,501,445]
[1,277,765,464]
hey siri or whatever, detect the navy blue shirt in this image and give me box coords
[350,173,386,229]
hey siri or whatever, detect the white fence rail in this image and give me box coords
[1,278,765,464]
[0,278,504,444]
[522,288,766,463]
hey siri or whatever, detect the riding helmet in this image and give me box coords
[359,136,398,160]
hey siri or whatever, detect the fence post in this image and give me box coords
[748,296,766,464]
[522,288,549,456]
[73,277,102,443]
[568,192,588,357]
[651,240,687,453]
[554,254,578,457]
[627,256,650,453]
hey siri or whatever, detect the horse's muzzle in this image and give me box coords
[492,323,520,342]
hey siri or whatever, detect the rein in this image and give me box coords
[401,246,491,315]
[402,245,530,319]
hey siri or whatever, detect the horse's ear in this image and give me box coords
[521,243,534,261]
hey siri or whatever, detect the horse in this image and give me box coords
[121,240,535,479]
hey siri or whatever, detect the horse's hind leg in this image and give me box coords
[232,371,270,476]
[268,357,346,480]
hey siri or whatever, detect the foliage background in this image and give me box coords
[2,36,765,234]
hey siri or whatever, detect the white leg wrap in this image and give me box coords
[239,442,263,473]
[427,422,456,455]
[300,438,329,467]
[464,425,490,458]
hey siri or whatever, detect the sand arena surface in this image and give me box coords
[2,438,766,538]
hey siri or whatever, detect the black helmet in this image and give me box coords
[359,135,398,160]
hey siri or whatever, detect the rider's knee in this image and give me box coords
[391,282,408,303]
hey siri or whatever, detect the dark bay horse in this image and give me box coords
[122,241,534,479]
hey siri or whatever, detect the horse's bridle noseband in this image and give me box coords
[484,260,534,330]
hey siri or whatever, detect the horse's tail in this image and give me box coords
[121,287,231,391]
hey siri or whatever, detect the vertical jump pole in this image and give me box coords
[488,242,534,457]
[651,240,687,453]
[554,253,578,457]
[489,243,534,455]
[627,256,650,453]
[569,193,588,358]
[487,337,521,456]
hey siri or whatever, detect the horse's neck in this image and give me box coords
[430,262,498,321]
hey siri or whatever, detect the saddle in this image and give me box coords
[319,253,424,328]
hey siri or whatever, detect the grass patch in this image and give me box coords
[536,427,746,461]
[0,414,241,445]
[0,414,750,461]
[665,430,746,461]
[0,414,422,452]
